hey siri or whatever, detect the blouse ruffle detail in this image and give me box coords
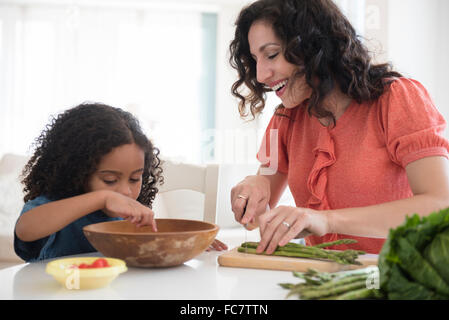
[306,127,335,210]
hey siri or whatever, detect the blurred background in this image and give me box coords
[0,0,448,164]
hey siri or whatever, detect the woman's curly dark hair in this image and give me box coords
[21,102,163,207]
[229,0,402,124]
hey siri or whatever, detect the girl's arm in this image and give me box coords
[258,156,449,253]
[15,190,108,242]
[15,190,156,242]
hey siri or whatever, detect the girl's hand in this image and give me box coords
[205,238,228,251]
[230,175,271,226]
[102,191,157,231]
[256,206,330,254]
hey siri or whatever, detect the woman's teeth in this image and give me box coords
[272,80,287,91]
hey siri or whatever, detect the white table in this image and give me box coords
[0,228,297,300]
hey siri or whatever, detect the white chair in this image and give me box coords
[153,159,264,249]
[0,153,29,268]
[155,159,219,224]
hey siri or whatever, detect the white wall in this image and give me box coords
[385,0,449,137]
[213,1,260,167]
[435,0,449,136]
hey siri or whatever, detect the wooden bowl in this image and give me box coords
[83,219,219,268]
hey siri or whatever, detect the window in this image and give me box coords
[0,2,217,164]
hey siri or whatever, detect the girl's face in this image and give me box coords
[248,20,312,109]
[87,143,145,200]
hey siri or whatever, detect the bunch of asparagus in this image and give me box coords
[238,239,365,265]
[279,268,384,300]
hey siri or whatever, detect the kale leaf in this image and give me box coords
[379,207,449,299]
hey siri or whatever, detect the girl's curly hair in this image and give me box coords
[229,0,402,124]
[21,102,163,207]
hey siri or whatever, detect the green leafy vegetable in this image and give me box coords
[279,208,449,300]
[379,207,449,299]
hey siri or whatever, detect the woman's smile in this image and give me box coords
[270,79,288,97]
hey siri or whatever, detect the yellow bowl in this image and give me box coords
[45,257,127,290]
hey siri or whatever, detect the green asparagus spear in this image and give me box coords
[238,246,350,264]
[238,247,320,259]
[300,279,367,299]
[293,269,338,283]
[241,240,363,255]
[322,287,380,300]
[281,267,381,300]
[302,274,368,291]
[312,239,358,248]
[239,241,364,265]
[278,283,294,289]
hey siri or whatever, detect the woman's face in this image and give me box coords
[87,143,145,200]
[248,20,311,109]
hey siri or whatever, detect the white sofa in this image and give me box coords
[0,153,266,269]
[0,154,28,268]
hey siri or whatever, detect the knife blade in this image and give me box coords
[242,204,269,253]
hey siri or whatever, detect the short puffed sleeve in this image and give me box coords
[256,107,294,174]
[379,78,449,167]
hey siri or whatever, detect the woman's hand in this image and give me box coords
[230,175,271,226]
[103,191,157,231]
[257,206,330,254]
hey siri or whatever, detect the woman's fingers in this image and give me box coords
[230,175,270,225]
[231,191,268,228]
[240,195,259,225]
[277,217,307,247]
[266,218,300,254]
[231,191,249,222]
[279,216,310,246]
[256,208,279,253]
[243,218,258,230]
[231,190,259,225]
[257,206,309,254]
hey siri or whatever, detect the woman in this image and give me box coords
[229,0,449,254]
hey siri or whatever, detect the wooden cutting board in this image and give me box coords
[218,247,378,273]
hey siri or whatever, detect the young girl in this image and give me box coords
[14,102,163,262]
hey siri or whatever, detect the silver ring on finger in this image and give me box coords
[237,194,248,200]
[282,221,291,229]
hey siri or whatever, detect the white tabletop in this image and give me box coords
[0,228,297,300]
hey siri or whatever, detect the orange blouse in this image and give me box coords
[257,78,449,254]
